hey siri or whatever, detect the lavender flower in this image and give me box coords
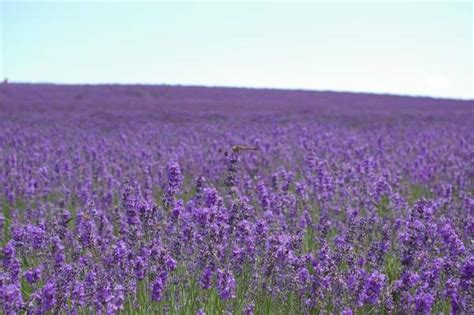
[24,268,41,284]
[216,269,236,300]
[200,266,213,289]
[151,271,168,302]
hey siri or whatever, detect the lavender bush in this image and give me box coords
[0,84,473,314]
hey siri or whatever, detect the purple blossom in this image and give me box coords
[151,271,168,302]
[414,291,434,314]
[200,266,213,289]
[24,268,41,284]
[341,308,353,315]
[360,271,386,305]
[216,269,236,300]
[0,283,23,314]
[167,161,183,193]
[41,281,57,312]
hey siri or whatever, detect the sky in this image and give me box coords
[0,1,472,99]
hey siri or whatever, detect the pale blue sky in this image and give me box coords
[1,1,472,99]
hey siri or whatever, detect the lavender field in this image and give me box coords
[0,83,473,314]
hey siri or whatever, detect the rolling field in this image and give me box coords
[0,84,473,314]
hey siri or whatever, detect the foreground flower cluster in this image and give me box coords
[0,84,473,314]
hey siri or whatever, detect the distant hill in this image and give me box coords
[1,83,472,125]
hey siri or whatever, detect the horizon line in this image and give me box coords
[2,80,473,102]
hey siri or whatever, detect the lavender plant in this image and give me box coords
[0,84,472,314]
